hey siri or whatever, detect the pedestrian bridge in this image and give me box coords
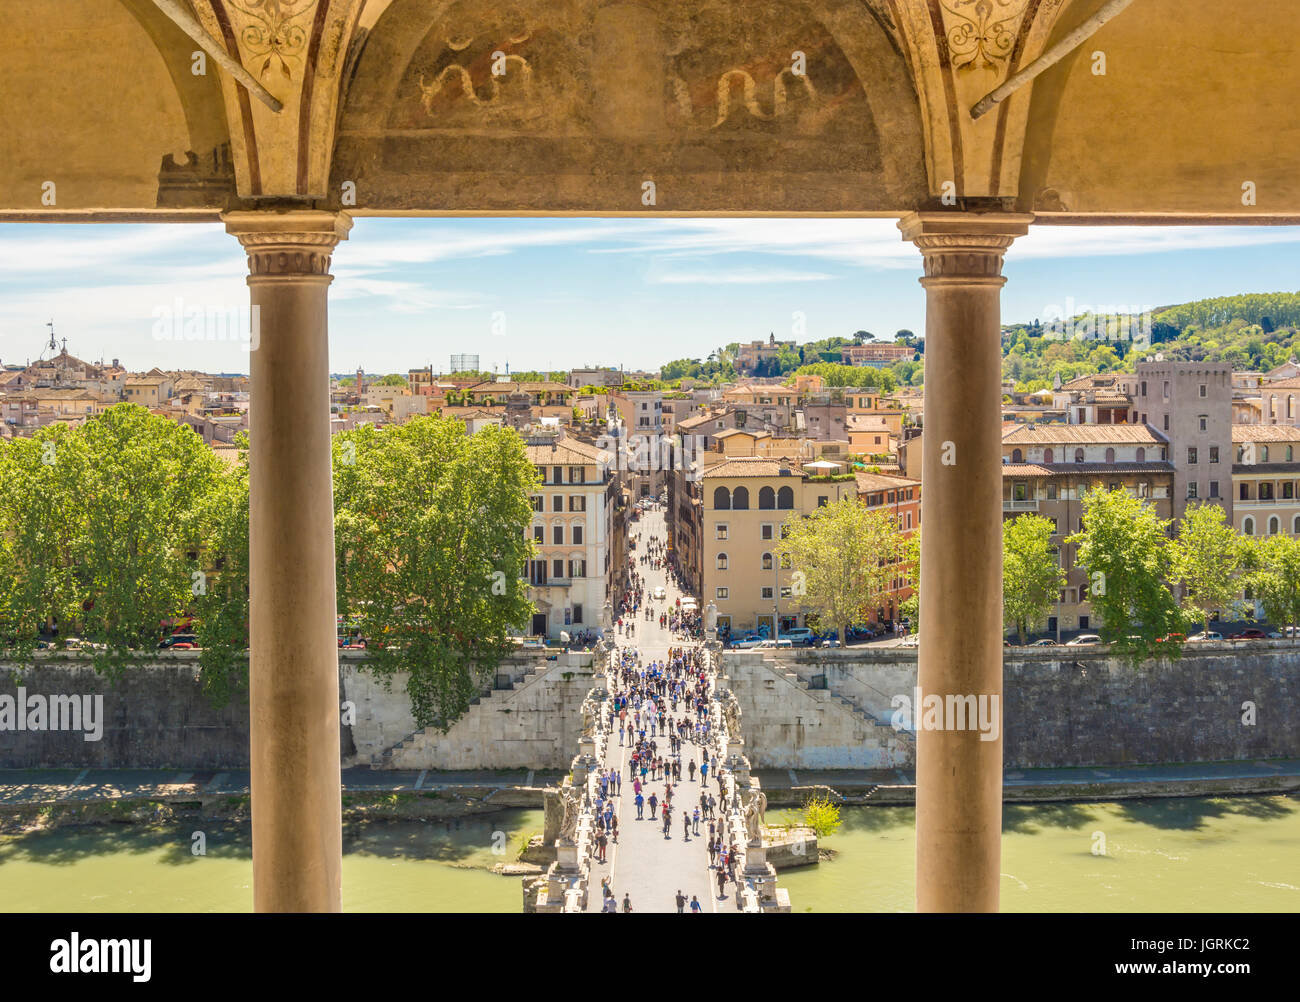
[525,642,790,913]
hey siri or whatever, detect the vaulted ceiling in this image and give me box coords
[3,0,1297,220]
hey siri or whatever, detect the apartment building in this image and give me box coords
[524,433,624,639]
[840,342,913,367]
[700,457,858,637]
[1134,361,1233,523]
[856,472,920,624]
[1260,376,1300,426]
[735,334,794,373]
[1231,424,1300,538]
[1001,423,1174,636]
[1052,372,1137,424]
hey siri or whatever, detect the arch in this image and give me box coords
[761,552,774,571]
[732,486,750,510]
[1104,447,1115,463]
[716,552,729,570]
[1269,516,1281,535]
[713,486,731,509]
[1043,447,1053,464]
[1243,517,1255,536]
[1135,447,1145,462]
[1261,445,1270,462]
[777,485,795,509]
[1294,515,1300,535]
[1011,448,1023,463]
[1074,448,1085,463]
[759,485,776,509]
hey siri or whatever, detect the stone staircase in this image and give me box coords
[778,668,915,746]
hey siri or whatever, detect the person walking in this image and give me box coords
[675,889,686,914]
[682,811,691,841]
[690,895,702,913]
[716,867,727,899]
[648,792,658,819]
[596,830,608,863]
[692,806,701,836]
[635,792,644,819]
[622,893,633,913]
[688,759,697,782]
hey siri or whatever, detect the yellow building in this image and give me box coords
[700,456,858,636]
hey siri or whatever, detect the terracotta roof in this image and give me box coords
[1261,376,1300,389]
[1002,423,1165,444]
[525,438,611,465]
[1001,462,1175,476]
[1231,424,1300,442]
[700,457,802,478]
[714,428,769,439]
[855,472,919,492]
[846,414,891,432]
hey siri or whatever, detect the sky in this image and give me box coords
[3,218,1300,376]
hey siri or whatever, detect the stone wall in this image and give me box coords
[723,643,1300,770]
[0,649,592,770]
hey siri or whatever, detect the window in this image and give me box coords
[1209,446,1219,464]
[552,558,565,578]
[732,486,750,510]
[761,523,774,540]
[1140,381,1147,396]
[1261,482,1274,501]
[1261,446,1270,462]
[1291,396,1297,421]
[1269,517,1281,536]
[1209,481,1219,499]
[1046,484,1058,500]
[1163,381,1170,401]
[569,558,587,577]
[1187,447,1198,465]
[716,587,729,600]
[716,553,729,570]
[1011,448,1024,463]
[569,495,586,512]
[761,586,774,600]
[1135,447,1145,463]
[817,496,829,507]
[552,495,564,512]
[1285,483,1295,500]
[777,485,795,509]
[553,525,564,545]
[1294,515,1300,534]
[1199,384,1207,398]
[569,466,583,483]
[713,486,731,509]
[553,466,562,483]
[905,512,913,529]
[530,496,543,512]
[573,525,584,545]
[1048,517,1059,533]
[1243,517,1255,536]
[1137,482,1149,498]
[1199,416,1207,431]
[1109,482,1120,492]
[759,486,775,509]
[573,604,583,624]
[1074,448,1085,463]
[762,552,774,571]
[716,524,728,540]
[1105,447,1116,463]
[1043,448,1054,464]
[779,586,792,599]
[533,525,544,543]
[1163,415,1169,431]
[1187,482,1198,499]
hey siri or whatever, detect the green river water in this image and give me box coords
[1,796,1296,911]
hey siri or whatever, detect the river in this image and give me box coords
[2,796,1296,911]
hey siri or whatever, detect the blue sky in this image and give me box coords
[2,218,1300,375]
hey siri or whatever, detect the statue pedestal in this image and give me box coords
[555,841,579,870]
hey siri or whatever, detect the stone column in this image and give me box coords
[898,211,1032,913]
[223,209,352,912]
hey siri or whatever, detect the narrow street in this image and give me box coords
[584,506,736,914]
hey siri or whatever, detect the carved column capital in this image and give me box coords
[223,210,353,280]
[898,211,1034,285]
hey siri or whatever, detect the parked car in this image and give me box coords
[730,637,765,649]
[1156,632,1186,643]
[782,627,815,646]
[1230,628,1267,640]
[1065,634,1101,646]
[158,634,200,650]
[1186,631,1222,643]
[756,638,793,649]
[1029,638,1059,646]
[820,637,842,648]
[652,586,666,600]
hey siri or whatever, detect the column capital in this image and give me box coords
[222,209,353,279]
[898,211,1034,283]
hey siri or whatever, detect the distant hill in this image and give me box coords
[999,292,1300,391]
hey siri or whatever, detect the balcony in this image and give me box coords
[1003,499,1040,511]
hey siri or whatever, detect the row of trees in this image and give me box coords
[770,487,1300,659]
[0,405,540,728]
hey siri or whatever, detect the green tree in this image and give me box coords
[1245,534,1300,640]
[1067,486,1184,660]
[1171,502,1242,635]
[194,433,251,706]
[1003,514,1066,645]
[780,497,901,644]
[332,416,538,729]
